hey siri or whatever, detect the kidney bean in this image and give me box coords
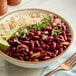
[47,52,52,57]
[54,16,57,19]
[41,44,46,49]
[28,59,32,62]
[34,48,42,52]
[8,40,16,45]
[50,17,54,21]
[22,41,30,44]
[67,33,71,37]
[18,56,24,60]
[17,44,27,50]
[43,56,50,60]
[56,44,63,48]
[42,52,47,57]
[25,48,29,53]
[51,52,56,57]
[46,27,52,31]
[63,45,67,49]
[39,41,44,45]
[23,51,28,56]
[29,51,33,56]
[24,56,29,61]
[33,36,40,40]
[33,59,39,62]
[30,40,34,50]
[17,48,25,53]
[45,44,49,51]
[67,37,71,41]
[24,37,29,41]
[61,25,66,31]
[47,36,53,41]
[59,48,63,54]
[51,23,57,27]
[35,40,40,47]
[47,42,51,45]
[35,31,41,36]
[59,35,64,39]
[51,42,56,50]
[11,47,16,56]
[63,32,67,41]
[54,50,59,55]
[16,53,24,57]
[29,32,35,36]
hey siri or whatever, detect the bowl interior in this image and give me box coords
[0,9,74,64]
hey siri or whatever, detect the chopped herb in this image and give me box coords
[44,35,48,40]
[52,29,61,35]
[13,32,20,37]
[32,24,38,29]
[14,38,21,44]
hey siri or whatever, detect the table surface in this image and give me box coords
[0,0,76,76]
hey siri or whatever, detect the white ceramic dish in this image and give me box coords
[0,9,74,68]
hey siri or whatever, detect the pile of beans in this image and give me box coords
[4,16,71,62]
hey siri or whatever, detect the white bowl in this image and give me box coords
[0,9,74,68]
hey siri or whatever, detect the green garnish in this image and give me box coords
[52,29,61,35]
[13,32,20,37]
[44,35,48,40]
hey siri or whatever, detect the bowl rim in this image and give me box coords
[0,8,74,64]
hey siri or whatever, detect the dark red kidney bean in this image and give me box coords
[66,30,70,33]
[17,44,27,50]
[24,37,29,41]
[28,59,32,61]
[51,42,56,50]
[63,32,67,41]
[67,33,71,37]
[35,31,41,36]
[47,42,51,45]
[23,51,28,56]
[18,56,24,60]
[11,47,16,56]
[8,40,16,45]
[54,16,57,19]
[46,27,52,31]
[51,52,56,57]
[34,48,42,52]
[43,56,50,60]
[30,40,34,50]
[59,35,64,39]
[16,53,24,57]
[29,32,35,36]
[29,51,33,56]
[45,44,49,51]
[35,40,40,47]
[32,36,40,40]
[47,52,52,57]
[17,48,25,53]
[22,41,30,44]
[24,56,29,61]
[39,41,44,45]
[33,59,39,62]
[63,45,67,49]
[61,25,66,31]
[25,48,29,53]
[67,37,71,41]
[56,44,63,48]
[59,39,65,42]
[41,44,46,49]
[59,48,63,54]
[47,36,53,41]
[54,50,59,55]
[42,52,47,57]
